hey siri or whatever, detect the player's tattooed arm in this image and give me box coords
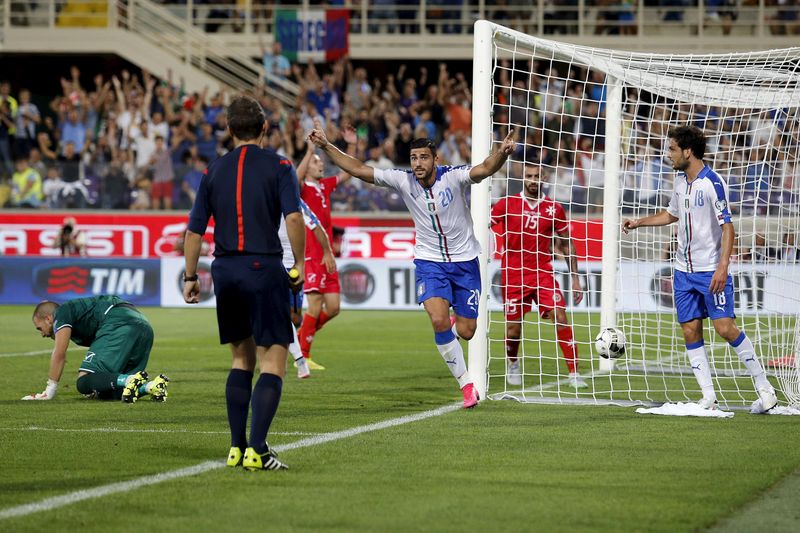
[470,129,516,183]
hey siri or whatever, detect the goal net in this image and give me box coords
[468,21,800,410]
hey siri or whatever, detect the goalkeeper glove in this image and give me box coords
[22,379,58,401]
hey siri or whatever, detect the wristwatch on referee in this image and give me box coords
[183,273,198,283]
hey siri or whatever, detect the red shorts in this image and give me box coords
[502,270,565,321]
[151,181,174,201]
[304,260,340,294]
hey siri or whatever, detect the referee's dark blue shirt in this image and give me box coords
[188,144,300,256]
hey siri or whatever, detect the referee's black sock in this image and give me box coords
[226,369,254,451]
[249,373,283,455]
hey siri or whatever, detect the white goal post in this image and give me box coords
[469,20,800,409]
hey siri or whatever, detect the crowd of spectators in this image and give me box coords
[0,42,798,217]
[0,53,481,212]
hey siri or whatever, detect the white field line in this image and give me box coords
[0,403,462,521]
[0,427,321,436]
[0,340,200,358]
[0,349,54,358]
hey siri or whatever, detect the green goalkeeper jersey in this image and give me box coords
[53,295,138,346]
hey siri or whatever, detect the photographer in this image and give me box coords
[54,216,86,257]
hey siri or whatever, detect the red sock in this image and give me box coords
[506,338,521,362]
[316,311,331,331]
[298,313,318,358]
[557,326,578,373]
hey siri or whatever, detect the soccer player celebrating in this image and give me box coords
[26,296,169,402]
[309,119,515,408]
[623,125,778,411]
[491,162,586,388]
[295,133,355,370]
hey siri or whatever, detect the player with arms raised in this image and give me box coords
[309,119,515,408]
[623,125,777,411]
[491,162,586,388]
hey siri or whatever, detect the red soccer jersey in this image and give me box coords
[490,193,570,278]
[300,176,338,261]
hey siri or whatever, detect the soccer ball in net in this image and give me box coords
[595,328,626,359]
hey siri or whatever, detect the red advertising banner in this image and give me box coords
[0,212,603,260]
[0,212,213,258]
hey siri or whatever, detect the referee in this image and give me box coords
[183,95,305,471]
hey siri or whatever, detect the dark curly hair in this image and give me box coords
[668,125,706,160]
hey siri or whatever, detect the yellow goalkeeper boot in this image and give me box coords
[148,374,170,402]
[121,371,148,404]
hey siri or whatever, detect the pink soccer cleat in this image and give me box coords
[461,383,479,409]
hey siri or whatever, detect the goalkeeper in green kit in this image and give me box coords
[25,295,169,402]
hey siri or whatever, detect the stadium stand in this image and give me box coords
[0,1,798,213]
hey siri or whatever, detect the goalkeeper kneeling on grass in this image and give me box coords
[24,295,169,403]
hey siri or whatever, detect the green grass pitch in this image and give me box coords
[1,305,798,532]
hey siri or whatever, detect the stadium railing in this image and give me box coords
[2,0,799,61]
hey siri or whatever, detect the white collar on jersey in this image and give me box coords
[518,191,545,211]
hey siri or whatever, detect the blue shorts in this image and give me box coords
[414,258,481,319]
[673,269,735,324]
[211,255,293,347]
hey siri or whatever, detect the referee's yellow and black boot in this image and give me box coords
[227,447,244,467]
[243,446,288,471]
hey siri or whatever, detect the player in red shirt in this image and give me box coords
[490,163,586,388]
[295,134,355,369]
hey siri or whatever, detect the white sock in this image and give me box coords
[731,333,770,389]
[436,338,468,386]
[289,326,304,363]
[687,343,716,399]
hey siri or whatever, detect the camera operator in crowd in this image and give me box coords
[54,216,86,256]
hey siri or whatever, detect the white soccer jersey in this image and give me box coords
[279,199,320,268]
[666,165,733,273]
[373,165,481,262]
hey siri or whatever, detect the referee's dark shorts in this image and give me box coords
[212,254,293,347]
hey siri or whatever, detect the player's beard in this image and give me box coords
[415,166,435,186]
[671,157,689,171]
[524,182,541,198]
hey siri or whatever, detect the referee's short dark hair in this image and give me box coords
[668,125,706,160]
[226,96,266,141]
[410,138,437,158]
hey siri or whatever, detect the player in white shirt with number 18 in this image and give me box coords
[622,125,777,411]
[309,119,516,408]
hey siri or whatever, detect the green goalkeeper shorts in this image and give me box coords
[78,306,154,375]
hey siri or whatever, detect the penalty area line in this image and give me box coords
[0,402,462,521]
